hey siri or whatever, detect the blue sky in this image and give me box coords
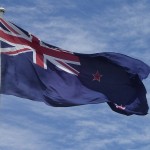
[0,0,150,150]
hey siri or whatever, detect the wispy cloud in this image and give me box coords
[0,0,150,150]
[1,95,150,150]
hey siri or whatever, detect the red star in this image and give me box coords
[92,70,103,82]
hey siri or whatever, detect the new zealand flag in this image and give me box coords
[0,18,150,116]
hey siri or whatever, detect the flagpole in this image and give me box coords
[0,7,5,18]
[0,7,5,98]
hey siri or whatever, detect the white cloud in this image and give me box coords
[1,95,150,150]
[1,0,150,150]
[0,123,43,150]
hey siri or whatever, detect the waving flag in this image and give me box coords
[0,18,150,116]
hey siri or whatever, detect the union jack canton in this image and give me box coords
[0,18,80,75]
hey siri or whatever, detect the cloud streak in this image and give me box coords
[0,0,150,150]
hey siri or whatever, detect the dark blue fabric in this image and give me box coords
[0,22,10,32]
[1,51,150,116]
[1,53,108,106]
[1,40,15,48]
[76,53,149,115]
